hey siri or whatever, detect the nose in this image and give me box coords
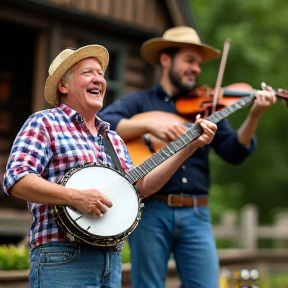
[193,63,201,76]
[92,74,106,85]
[92,74,107,93]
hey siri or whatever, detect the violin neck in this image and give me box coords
[223,89,256,97]
[207,93,257,124]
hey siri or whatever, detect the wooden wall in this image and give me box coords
[35,0,172,32]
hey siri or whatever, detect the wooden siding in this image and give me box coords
[33,0,189,32]
[124,45,154,94]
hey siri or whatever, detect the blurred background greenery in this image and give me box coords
[0,245,29,270]
[189,0,288,225]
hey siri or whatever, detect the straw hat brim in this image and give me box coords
[140,38,221,65]
[44,45,109,107]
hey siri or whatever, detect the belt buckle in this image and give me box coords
[167,194,183,207]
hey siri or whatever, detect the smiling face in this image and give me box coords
[58,57,106,116]
[161,46,203,95]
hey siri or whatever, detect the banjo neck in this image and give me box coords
[125,93,256,184]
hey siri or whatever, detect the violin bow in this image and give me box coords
[212,38,231,114]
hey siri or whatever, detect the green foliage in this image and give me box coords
[209,182,244,224]
[121,240,131,263]
[0,245,30,270]
[189,0,288,224]
[258,272,288,288]
[0,242,131,270]
[268,273,288,288]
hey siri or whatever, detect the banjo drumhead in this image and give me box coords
[61,165,140,237]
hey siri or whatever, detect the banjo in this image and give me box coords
[55,89,287,248]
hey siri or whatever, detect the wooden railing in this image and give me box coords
[213,204,288,249]
[0,209,31,239]
[1,204,288,249]
[1,206,288,287]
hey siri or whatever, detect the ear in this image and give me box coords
[58,80,69,94]
[159,52,171,68]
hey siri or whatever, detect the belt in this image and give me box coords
[76,242,123,252]
[149,194,208,207]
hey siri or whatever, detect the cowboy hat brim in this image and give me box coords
[44,45,109,107]
[140,38,221,65]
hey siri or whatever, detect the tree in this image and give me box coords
[189,0,288,223]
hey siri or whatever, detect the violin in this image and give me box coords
[175,82,288,120]
[125,83,288,166]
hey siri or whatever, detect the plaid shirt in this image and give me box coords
[3,104,133,250]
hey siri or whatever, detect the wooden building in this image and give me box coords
[0,0,196,209]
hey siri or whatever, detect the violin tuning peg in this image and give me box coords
[261,82,267,90]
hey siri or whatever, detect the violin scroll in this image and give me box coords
[262,82,288,106]
[274,88,288,106]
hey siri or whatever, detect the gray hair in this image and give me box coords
[62,70,73,83]
[57,70,73,103]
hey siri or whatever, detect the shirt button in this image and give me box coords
[182,177,188,183]
[182,165,186,170]
[165,97,170,102]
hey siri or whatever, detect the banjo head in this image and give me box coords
[56,164,142,246]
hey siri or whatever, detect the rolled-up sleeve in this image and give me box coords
[3,114,51,194]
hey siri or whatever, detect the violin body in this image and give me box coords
[176,82,254,118]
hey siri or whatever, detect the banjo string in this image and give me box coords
[101,177,130,200]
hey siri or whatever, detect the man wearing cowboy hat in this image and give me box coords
[98,26,276,287]
[2,44,217,287]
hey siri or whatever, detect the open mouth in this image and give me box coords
[185,73,196,81]
[87,88,101,96]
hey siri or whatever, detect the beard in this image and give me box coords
[168,66,196,94]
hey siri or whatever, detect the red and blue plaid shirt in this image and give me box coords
[3,104,133,250]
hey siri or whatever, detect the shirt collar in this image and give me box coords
[58,103,110,130]
[155,83,169,100]
[155,83,182,102]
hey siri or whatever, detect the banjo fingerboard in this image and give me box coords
[125,92,256,184]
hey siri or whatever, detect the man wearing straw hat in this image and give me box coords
[2,44,217,287]
[98,26,276,287]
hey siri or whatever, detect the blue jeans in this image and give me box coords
[128,198,219,288]
[30,242,122,288]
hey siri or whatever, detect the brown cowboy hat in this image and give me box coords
[44,44,109,106]
[140,26,220,65]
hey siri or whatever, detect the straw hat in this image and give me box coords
[140,26,220,65]
[44,44,109,106]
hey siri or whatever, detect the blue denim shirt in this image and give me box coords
[98,84,256,196]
